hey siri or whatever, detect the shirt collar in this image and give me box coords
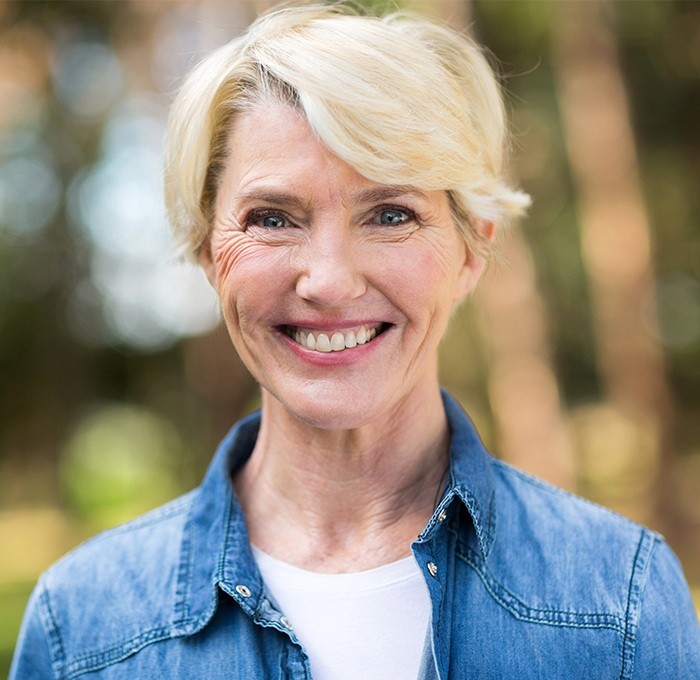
[173,391,496,633]
[434,390,496,558]
[172,411,262,635]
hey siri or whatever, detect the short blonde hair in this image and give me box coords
[164,3,530,259]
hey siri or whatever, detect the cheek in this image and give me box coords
[376,241,459,310]
[210,236,295,338]
[363,253,445,353]
[211,232,290,295]
[210,232,260,288]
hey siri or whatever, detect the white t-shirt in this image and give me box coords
[252,547,432,680]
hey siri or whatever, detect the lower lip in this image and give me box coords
[278,328,389,365]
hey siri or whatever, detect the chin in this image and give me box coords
[271,385,386,431]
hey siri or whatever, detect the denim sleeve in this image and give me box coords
[9,583,55,680]
[631,538,700,679]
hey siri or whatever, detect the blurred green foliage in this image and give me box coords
[60,404,183,526]
[0,583,33,674]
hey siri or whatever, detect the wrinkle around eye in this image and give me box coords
[211,230,264,284]
[211,226,295,285]
[410,225,467,275]
[215,209,245,233]
[362,221,420,245]
[245,224,302,245]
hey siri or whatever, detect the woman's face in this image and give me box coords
[201,103,486,429]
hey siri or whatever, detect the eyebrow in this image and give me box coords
[233,189,311,211]
[350,185,430,204]
[233,185,430,210]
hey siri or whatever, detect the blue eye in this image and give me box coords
[378,209,410,225]
[261,214,287,229]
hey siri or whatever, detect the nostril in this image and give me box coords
[295,265,366,305]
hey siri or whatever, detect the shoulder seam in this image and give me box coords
[619,530,657,680]
[37,579,66,680]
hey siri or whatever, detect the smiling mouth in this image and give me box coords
[282,323,390,352]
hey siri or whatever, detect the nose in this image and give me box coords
[295,228,366,307]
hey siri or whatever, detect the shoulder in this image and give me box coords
[29,491,197,676]
[631,537,700,678]
[485,458,656,616]
[464,459,699,676]
[458,457,658,621]
[44,489,195,593]
[491,458,652,558]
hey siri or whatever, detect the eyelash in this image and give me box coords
[371,205,417,227]
[244,209,292,229]
[242,205,418,229]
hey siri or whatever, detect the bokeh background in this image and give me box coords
[1,0,699,671]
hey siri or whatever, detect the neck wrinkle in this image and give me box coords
[234,381,450,572]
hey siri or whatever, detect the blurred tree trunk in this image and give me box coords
[550,0,676,534]
[475,232,575,490]
[442,0,575,489]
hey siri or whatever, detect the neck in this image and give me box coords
[234,380,450,572]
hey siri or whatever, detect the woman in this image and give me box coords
[11,4,699,679]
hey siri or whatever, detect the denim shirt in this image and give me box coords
[11,393,700,679]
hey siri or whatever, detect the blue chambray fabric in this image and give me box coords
[10,393,700,679]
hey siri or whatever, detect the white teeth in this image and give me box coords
[290,325,382,352]
[330,332,345,351]
[316,334,331,352]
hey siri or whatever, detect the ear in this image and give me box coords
[454,219,496,301]
[198,239,218,292]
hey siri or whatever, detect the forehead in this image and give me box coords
[224,103,365,194]
[229,104,317,160]
[220,103,445,212]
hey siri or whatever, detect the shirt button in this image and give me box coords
[235,584,252,598]
[427,561,438,577]
[437,510,447,522]
[280,616,293,630]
